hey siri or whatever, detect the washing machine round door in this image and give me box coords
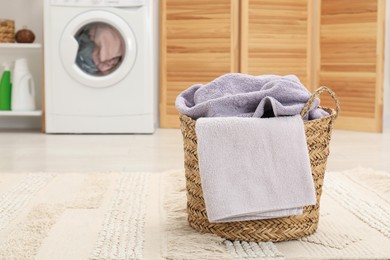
[59,10,137,88]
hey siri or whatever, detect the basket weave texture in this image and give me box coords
[0,19,15,43]
[179,86,339,242]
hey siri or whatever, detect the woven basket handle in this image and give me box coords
[300,86,340,120]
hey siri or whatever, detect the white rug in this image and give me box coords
[0,172,149,260]
[161,168,390,260]
[0,168,389,259]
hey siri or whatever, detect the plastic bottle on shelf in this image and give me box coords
[11,58,36,111]
[0,63,12,110]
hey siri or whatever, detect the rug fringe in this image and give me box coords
[163,170,230,260]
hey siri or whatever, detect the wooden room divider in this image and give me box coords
[160,0,385,132]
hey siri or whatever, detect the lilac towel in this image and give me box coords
[195,116,316,222]
[175,73,328,120]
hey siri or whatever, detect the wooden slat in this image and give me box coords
[315,0,385,132]
[333,116,379,132]
[160,0,239,128]
[241,0,312,89]
[42,45,46,133]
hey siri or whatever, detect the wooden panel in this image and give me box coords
[241,0,313,88]
[42,47,46,133]
[160,0,239,128]
[316,0,385,132]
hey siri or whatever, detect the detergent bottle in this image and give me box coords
[0,63,12,110]
[11,58,36,111]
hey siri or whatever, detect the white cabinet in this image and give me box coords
[0,0,43,129]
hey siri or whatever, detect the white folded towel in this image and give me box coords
[195,115,316,223]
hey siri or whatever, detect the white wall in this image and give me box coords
[0,0,43,42]
[0,0,43,129]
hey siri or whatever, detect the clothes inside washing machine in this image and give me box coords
[75,22,125,76]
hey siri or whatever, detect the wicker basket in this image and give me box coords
[179,86,340,242]
[0,19,15,43]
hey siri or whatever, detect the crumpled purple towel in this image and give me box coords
[175,73,328,120]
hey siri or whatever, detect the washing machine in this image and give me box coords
[44,0,158,133]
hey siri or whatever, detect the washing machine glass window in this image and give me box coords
[75,22,126,76]
[59,10,137,88]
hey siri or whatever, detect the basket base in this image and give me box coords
[188,214,319,242]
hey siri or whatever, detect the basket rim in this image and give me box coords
[180,106,337,123]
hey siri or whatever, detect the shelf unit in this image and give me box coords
[0,110,42,116]
[0,43,43,125]
[0,43,42,49]
[0,0,44,130]
[0,44,43,119]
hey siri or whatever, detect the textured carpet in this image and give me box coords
[0,172,150,260]
[162,168,390,260]
[0,168,388,259]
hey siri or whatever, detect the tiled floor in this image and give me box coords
[0,128,389,173]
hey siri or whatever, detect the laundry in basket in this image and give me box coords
[176,73,340,242]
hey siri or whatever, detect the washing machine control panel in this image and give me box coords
[50,0,145,7]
